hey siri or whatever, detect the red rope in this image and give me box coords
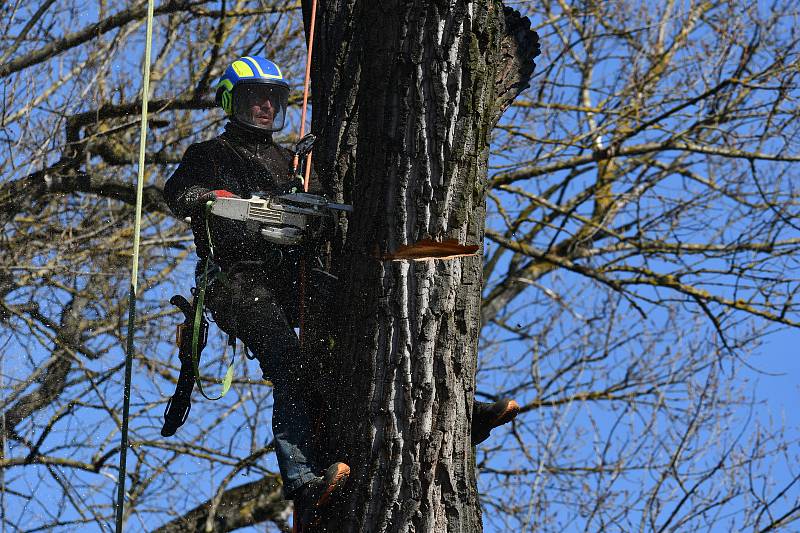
[292,0,318,186]
[297,0,318,348]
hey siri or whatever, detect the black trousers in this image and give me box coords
[203,258,334,496]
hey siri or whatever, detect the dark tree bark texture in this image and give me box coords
[304,2,538,531]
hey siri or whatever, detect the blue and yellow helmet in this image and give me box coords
[215,56,290,133]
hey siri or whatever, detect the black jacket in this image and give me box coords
[164,122,324,269]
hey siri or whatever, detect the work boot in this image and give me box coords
[472,399,521,445]
[293,462,351,528]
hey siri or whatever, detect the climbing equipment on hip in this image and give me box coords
[160,201,238,436]
[189,201,236,401]
[160,294,208,437]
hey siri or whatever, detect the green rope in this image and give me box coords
[190,201,234,401]
[115,0,155,530]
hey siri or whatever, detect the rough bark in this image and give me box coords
[304,1,539,531]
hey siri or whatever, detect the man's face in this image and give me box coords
[232,84,287,131]
[242,87,276,128]
[251,96,276,129]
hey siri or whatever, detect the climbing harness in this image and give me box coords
[115,0,155,530]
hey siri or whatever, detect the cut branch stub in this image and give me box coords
[378,239,480,261]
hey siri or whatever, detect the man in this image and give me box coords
[164,56,348,525]
[164,55,520,524]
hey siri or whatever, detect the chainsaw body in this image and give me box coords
[210,193,352,246]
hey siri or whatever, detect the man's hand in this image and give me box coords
[175,187,241,218]
[198,189,239,205]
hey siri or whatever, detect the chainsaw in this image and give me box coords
[210,133,352,246]
[209,192,352,246]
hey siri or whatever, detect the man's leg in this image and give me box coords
[206,268,349,527]
[206,277,317,496]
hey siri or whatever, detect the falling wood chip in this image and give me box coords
[380,239,480,261]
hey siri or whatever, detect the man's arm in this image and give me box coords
[164,143,227,218]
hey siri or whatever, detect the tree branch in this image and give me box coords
[0,0,213,79]
[151,474,290,533]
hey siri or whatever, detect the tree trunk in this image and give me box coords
[305,1,538,531]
